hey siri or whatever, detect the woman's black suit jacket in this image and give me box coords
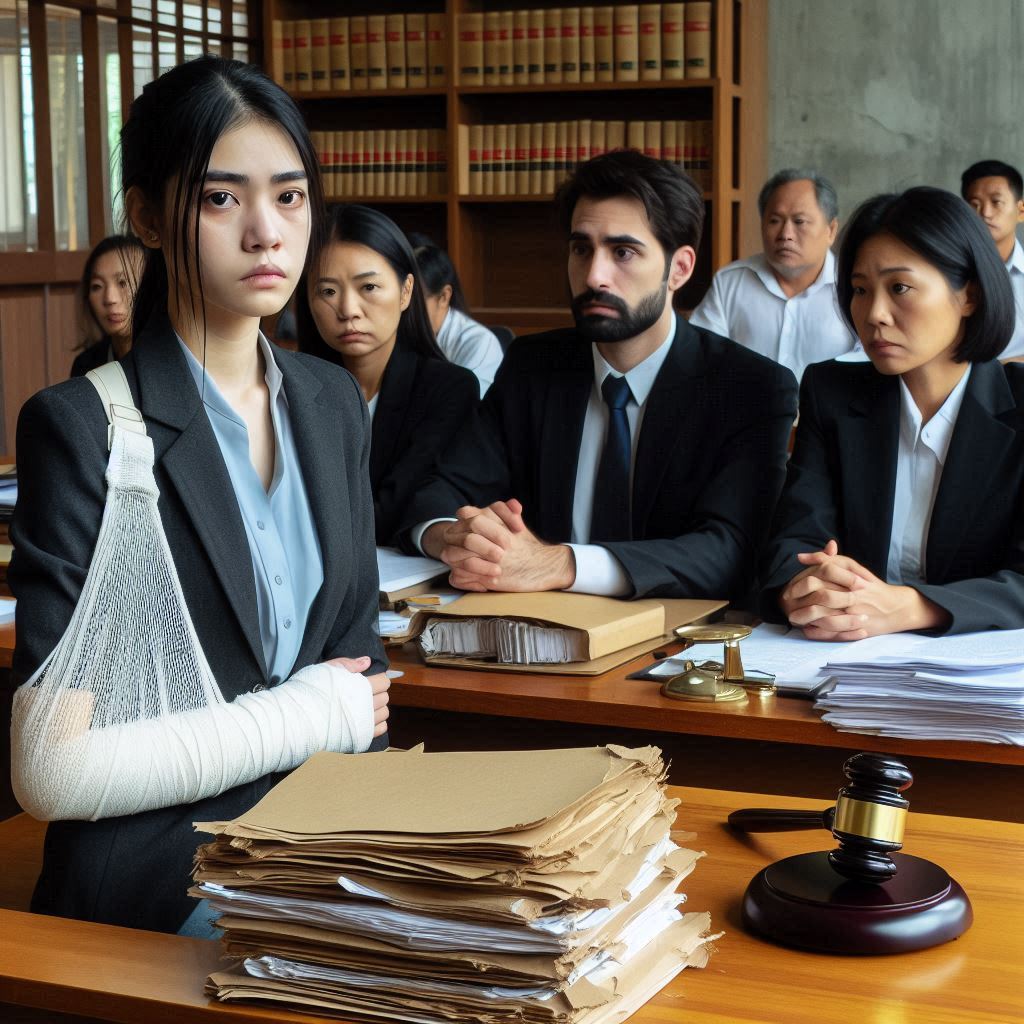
[759,358,1024,633]
[369,345,478,546]
[9,314,387,933]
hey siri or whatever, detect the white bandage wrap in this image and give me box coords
[11,423,374,823]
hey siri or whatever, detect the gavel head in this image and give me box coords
[827,753,913,883]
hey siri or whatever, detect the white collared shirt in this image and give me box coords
[435,307,505,396]
[1002,238,1024,359]
[886,369,971,585]
[688,250,862,381]
[563,316,676,595]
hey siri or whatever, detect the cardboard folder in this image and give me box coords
[409,592,726,675]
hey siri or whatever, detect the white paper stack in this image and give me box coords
[194,746,718,1022]
[814,628,1024,744]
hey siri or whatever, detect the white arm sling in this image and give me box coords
[11,361,374,822]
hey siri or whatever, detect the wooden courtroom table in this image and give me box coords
[0,787,1020,1024]
[385,644,1024,822]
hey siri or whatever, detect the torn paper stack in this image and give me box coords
[193,745,717,1022]
[814,628,1024,744]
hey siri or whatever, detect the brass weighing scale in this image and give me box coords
[660,624,777,704]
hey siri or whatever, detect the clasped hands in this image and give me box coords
[422,498,576,593]
[780,539,950,641]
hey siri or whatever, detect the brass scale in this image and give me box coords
[662,625,776,704]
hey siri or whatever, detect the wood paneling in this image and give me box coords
[44,286,80,385]
[0,293,49,453]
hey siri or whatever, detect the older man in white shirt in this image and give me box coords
[689,169,860,380]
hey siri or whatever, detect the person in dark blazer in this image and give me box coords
[401,151,799,601]
[69,234,144,377]
[9,58,389,934]
[295,205,478,548]
[760,186,1024,639]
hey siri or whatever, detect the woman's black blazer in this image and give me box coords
[369,345,479,546]
[759,358,1024,633]
[9,313,386,932]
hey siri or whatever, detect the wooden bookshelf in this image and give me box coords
[261,1,766,332]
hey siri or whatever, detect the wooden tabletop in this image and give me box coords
[387,643,1024,768]
[0,786,1020,1024]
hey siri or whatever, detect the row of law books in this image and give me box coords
[270,14,448,93]
[310,129,448,199]
[457,119,713,197]
[458,3,711,86]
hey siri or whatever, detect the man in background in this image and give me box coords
[689,168,860,381]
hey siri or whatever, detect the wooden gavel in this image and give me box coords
[728,752,912,882]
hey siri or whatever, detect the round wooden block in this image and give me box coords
[741,851,973,955]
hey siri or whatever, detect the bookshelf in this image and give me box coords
[260,1,766,334]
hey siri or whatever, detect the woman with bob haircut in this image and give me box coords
[760,185,1024,638]
[406,232,504,396]
[9,57,389,934]
[295,204,478,547]
[70,234,145,377]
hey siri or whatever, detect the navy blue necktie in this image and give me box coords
[590,374,633,541]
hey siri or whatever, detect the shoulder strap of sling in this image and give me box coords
[85,360,147,450]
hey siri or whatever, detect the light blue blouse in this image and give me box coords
[178,335,324,685]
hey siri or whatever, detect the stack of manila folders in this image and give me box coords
[193,745,719,1021]
[647,624,1024,744]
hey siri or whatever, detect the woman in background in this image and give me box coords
[408,233,505,396]
[297,207,478,547]
[759,186,1024,638]
[70,235,145,377]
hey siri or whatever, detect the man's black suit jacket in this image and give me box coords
[759,358,1024,633]
[401,318,799,601]
[9,313,386,933]
[370,345,479,546]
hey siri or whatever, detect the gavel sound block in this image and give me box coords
[729,753,973,954]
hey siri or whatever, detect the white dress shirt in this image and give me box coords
[688,250,862,381]
[1002,238,1024,360]
[435,307,505,396]
[886,369,971,585]
[564,317,676,595]
[412,316,676,597]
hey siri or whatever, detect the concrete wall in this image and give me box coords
[767,0,1024,231]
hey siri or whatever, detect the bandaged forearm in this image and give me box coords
[11,662,374,822]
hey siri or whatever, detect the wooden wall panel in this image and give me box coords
[0,292,49,455]
[44,287,80,386]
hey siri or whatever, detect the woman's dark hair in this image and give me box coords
[77,234,145,348]
[836,187,1015,363]
[406,233,467,312]
[554,149,705,260]
[295,204,445,363]
[121,55,325,340]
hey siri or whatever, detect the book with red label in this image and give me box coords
[544,8,562,84]
[427,12,447,86]
[270,20,284,86]
[541,121,556,194]
[644,120,662,160]
[405,13,427,89]
[350,17,368,91]
[592,119,607,159]
[311,18,330,92]
[459,12,484,86]
[366,15,387,88]
[638,4,661,80]
[328,17,350,92]
[579,7,596,83]
[293,19,312,93]
[483,10,499,86]
[685,1,712,78]
[594,6,614,83]
[528,9,544,85]
[529,122,543,195]
[614,6,639,82]
[562,7,581,83]
[499,10,514,86]
[512,10,529,84]
[386,13,406,90]
[661,3,684,80]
